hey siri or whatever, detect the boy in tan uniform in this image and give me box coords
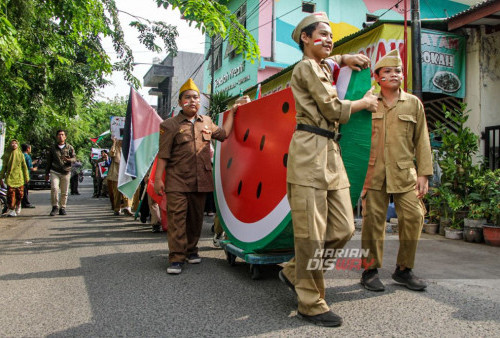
[360,49,433,292]
[154,78,248,275]
[279,12,378,327]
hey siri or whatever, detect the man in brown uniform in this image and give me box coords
[154,78,248,275]
[279,12,378,327]
[360,49,433,292]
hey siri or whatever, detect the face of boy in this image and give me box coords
[179,90,200,118]
[302,22,333,61]
[375,67,403,90]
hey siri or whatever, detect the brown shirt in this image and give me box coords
[287,55,352,190]
[107,143,121,182]
[158,112,227,192]
[363,90,433,193]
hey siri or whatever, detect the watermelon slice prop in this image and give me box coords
[213,68,372,254]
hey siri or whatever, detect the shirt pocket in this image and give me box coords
[175,130,192,145]
[397,160,417,185]
[290,197,309,238]
[397,114,417,138]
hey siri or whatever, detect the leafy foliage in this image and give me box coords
[206,90,231,121]
[0,0,259,165]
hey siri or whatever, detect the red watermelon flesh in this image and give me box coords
[219,88,296,223]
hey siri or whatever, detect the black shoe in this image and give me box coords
[74,192,80,195]
[113,211,120,216]
[298,310,343,327]
[392,267,427,291]
[49,206,58,216]
[187,253,201,264]
[167,262,183,274]
[279,270,297,296]
[361,269,385,292]
[59,208,66,215]
[152,224,162,233]
[92,194,99,198]
[23,204,36,208]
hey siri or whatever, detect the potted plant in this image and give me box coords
[424,189,440,235]
[433,103,481,240]
[481,169,500,246]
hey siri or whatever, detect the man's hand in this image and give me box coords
[363,86,378,112]
[416,176,429,199]
[230,95,251,114]
[45,174,50,182]
[342,54,371,71]
[154,179,164,196]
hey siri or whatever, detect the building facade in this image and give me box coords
[202,0,472,98]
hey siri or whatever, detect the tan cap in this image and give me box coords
[179,78,200,95]
[374,49,402,71]
[291,12,330,44]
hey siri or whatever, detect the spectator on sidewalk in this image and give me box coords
[21,143,36,208]
[0,139,30,217]
[45,130,76,216]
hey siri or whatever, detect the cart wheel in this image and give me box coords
[226,251,236,266]
[250,264,261,280]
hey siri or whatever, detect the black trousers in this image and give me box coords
[21,184,31,207]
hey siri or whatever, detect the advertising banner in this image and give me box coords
[421,29,466,98]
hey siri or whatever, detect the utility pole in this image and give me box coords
[411,0,422,99]
[210,36,215,111]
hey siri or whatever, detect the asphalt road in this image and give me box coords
[1,177,500,337]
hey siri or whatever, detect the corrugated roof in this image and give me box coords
[447,0,498,21]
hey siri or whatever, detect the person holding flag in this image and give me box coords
[278,12,378,327]
[154,78,249,275]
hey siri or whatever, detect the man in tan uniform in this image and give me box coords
[279,12,378,327]
[153,78,249,275]
[360,49,433,292]
[107,138,132,216]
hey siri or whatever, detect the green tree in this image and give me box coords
[0,0,259,152]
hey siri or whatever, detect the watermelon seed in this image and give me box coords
[243,129,250,141]
[256,182,262,199]
[283,153,288,167]
[259,135,266,151]
[238,181,242,195]
[282,102,289,113]
[227,157,232,169]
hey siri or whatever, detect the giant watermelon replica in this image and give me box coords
[214,68,372,254]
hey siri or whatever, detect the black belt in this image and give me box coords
[296,124,342,142]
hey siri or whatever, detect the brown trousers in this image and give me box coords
[282,184,355,316]
[7,186,24,210]
[361,182,425,269]
[107,180,131,212]
[166,191,206,263]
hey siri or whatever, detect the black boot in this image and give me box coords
[392,266,427,291]
[360,268,385,292]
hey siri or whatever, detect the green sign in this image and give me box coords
[421,29,466,98]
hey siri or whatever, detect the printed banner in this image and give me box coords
[110,116,126,140]
[98,161,108,178]
[421,29,466,98]
[91,148,108,160]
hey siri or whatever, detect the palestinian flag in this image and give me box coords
[146,156,168,231]
[118,87,163,199]
[90,130,111,144]
[336,67,373,204]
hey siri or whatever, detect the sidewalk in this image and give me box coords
[0,181,499,337]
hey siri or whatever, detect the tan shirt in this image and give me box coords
[363,90,433,193]
[107,143,121,182]
[158,112,227,192]
[287,55,352,190]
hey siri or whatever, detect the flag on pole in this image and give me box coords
[90,130,111,144]
[255,83,261,100]
[118,87,163,199]
[146,156,168,231]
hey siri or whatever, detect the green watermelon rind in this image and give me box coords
[213,113,294,253]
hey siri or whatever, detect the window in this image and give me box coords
[302,1,315,13]
[210,35,223,74]
[226,3,247,59]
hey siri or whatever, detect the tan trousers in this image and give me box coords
[148,195,161,225]
[166,191,206,263]
[282,184,355,316]
[361,183,425,269]
[107,180,131,212]
[50,170,70,208]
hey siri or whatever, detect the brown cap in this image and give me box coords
[291,12,330,44]
[374,49,402,71]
